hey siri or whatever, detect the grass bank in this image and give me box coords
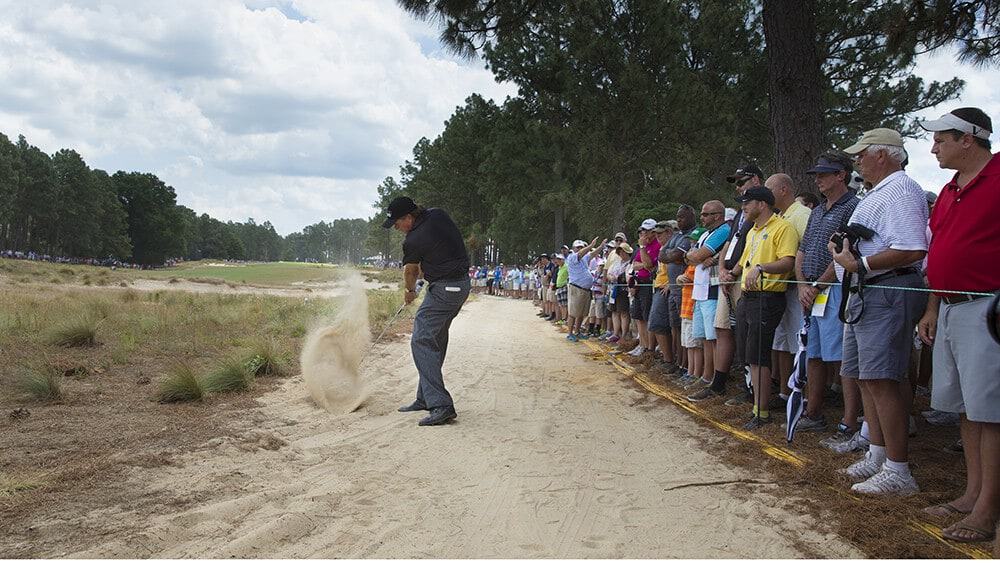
[0,280,415,556]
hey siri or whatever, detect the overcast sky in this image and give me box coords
[0,2,996,235]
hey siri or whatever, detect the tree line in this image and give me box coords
[0,132,390,265]
[371,0,996,266]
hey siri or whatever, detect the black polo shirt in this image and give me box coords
[402,208,470,282]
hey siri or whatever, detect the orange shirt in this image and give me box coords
[680,265,696,320]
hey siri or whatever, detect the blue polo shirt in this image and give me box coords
[566,251,594,288]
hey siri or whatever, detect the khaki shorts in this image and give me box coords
[545,288,556,303]
[589,296,607,318]
[681,318,702,349]
[714,282,742,330]
[567,284,592,319]
[772,285,805,352]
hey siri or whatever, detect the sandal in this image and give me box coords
[941,523,996,543]
[922,503,971,519]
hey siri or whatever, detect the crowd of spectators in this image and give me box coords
[0,249,178,270]
[469,107,999,545]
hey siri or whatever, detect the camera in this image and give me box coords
[831,222,876,254]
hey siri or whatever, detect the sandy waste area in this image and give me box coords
[63,296,862,558]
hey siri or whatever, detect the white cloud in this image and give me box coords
[0,0,515,235]
[3,2,994,237]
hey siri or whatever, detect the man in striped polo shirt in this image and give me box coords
[831,128,929,496]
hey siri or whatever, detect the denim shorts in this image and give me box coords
[692,299,719,341]
[648,288,672,334]
[806,284,844,361]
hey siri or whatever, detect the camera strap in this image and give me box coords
[839,253,866,325]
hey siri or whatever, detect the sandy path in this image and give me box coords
[0,275,395,298]
[126,277,395,297]
[71,296,862,559]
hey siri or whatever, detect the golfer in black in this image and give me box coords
[383,196,471,426]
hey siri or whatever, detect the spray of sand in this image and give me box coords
[299,270,371,413]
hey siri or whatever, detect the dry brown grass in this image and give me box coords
[0,280,408,556]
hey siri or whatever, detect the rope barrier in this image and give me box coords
[537,279,998,297]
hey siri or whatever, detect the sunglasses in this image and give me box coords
[700,211,722,217]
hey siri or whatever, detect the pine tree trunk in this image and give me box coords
[763,0,824,196]
[553,207,564,251]
[614,182,625,232]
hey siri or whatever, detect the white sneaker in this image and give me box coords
[842,450,883,482]
[851,466,919,496]
[825,430,870,454]
[628,345,646,357]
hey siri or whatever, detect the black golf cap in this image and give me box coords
[726,164,765,183]
[382,196,417,228]
[736,186,775,206]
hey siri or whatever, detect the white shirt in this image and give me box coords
[835,170,928,281]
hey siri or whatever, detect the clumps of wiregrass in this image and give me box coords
[0,474,42,497]
[203,358,254,394]
[244,340,289,377]
[155,363,205,403]
[367,289,406,325]
[188,277,226,286]
[17,366,63,402]
[46,314,100,347]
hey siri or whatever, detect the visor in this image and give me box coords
[919,112,992,140]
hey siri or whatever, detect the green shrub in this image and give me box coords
[203,358,253,393]
[245,340,288,377]
[155,364,204,403]
[47,315,99,347]
[17,367,62,401]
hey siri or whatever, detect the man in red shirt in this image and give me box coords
[917,107,1000,544]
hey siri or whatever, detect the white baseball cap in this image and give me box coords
[572,239,587,248]
[639,218,657,231]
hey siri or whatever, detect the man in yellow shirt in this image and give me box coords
[766,173,813,401]
[720,187,800,430]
